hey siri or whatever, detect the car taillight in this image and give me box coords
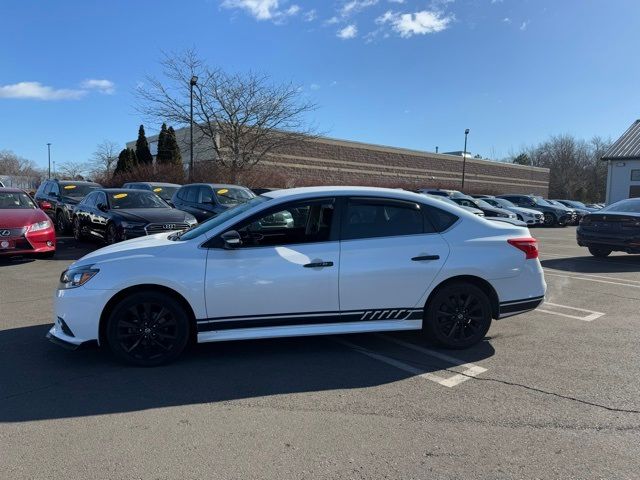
[507,237,539,259]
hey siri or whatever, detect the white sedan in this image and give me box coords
[48,187,546,366]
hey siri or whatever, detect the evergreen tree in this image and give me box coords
[135,125,153,165]
[156,123,170,164]
[166,126,183,166]
[113,148,138,176]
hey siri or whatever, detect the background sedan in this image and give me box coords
[72,189,197,244]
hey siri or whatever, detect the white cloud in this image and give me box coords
[491,0,503,3]
[221,0,300,22]
[304,9,317,21]
[520,20,528,30]
[0,82,85,100]
[81,79,115,94]
[309,83,320,90]
[502,17,511,23]
[376,9,453,37]
[337,24,358,39]
[388,0,404,3]
[340,0,378,17]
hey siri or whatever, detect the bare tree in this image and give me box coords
[136,49,318,183]
[58,161,89,180]
[90,140,120,177]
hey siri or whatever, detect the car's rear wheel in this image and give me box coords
[423,282,492,349]
[105,223,119,245]
[73,217,85,241]
[543,212,556,227]
[588,246,612,258]
[105,292,190,366]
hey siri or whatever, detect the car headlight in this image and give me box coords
[28,220,52,232]
[59,265,100,289]
[121,221,146,229]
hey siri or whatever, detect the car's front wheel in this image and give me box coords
[543,212,557,227]
[105,291,190,366]
[588,246,612,258]
[56,211,68,233]
[73,217,85,241]
[423,282,492,349]
[105,223,119,245]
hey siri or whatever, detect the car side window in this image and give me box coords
[230,199,335,247]
[43,182,52,195]
[342,198,423,240]
[50,183,60,197]
[423,205,458,232]
[199,186,214,204]
[458,199,473,207]
[185,187,198,203]
[81,192,97,207]
[95,192,107,208]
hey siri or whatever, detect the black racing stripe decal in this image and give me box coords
[197,308,423,332]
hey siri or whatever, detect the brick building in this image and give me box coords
[128,130,549,196]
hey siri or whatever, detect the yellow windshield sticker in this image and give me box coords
[217,188,229,195]
[153,187,163,192]
[63,185,77,190]
[113,193,128,199]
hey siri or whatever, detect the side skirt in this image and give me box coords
[498,296,545,319]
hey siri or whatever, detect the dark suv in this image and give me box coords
[172,183,256,222]
[34,179,102,232]
[497,194,572,227]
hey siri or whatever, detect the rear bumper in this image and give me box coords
[576,229,640,252]
[498,296,545,318]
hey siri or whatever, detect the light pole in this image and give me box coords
[461,128,470,190]
[47,143,52,179]
[189,75,198,181]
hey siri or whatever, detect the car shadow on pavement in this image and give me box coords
[541,255,640,273]
[0,324,494,423]
[0,236,96,266]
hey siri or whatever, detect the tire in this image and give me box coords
[105,223,119,245]
[105,291,190,366]
[55,210,68,234]
[588,246,612,258]
[423,282,492,349]
[543,212,557,227]
[73,216,85,241]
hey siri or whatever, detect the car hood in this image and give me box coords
[114,208,194,224]
[72,232,177,268]
[483,205,513,216]
[0,208,49,228]
[509,206,542,215]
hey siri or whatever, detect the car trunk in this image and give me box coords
[581,214,640,233]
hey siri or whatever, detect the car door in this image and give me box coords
[90,191,109,238]
[198,186,219,219]
[75,192,96,234]
[202,198,340,333]
[338,197,450,323]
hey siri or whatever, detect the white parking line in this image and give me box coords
[537,302,605,322]
[334,336,487,388]
[544,271,640,289]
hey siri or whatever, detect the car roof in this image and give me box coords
[56,180,101,185]
[101,188,150,193]
[263,186,453,204]
[182,183,250,189]
[0,187,26,193]
[125,182,181,187]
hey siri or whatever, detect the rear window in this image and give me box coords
[424,205,458,232]
[215,187,255,206]
[603,199,640,213]
[60,183,100,196]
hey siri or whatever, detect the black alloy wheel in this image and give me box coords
[105,223,119,245]
[588,246,612,258]
[106,292,190,366]
[543,212,556,227]
[424,283,492,349]
[56,211,68,233]
[73,217,84,241]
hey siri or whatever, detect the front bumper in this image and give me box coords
[0,226,55,256]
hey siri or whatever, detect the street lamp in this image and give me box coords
[47,143,52,179]
[189,75,198,181]
[461,128,470,190]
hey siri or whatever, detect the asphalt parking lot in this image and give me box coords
[1,227,639,479]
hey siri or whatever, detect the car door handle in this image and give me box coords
[411,255,440,261]
[303,261,334,268]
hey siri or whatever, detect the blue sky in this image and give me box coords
[1,0,639,170]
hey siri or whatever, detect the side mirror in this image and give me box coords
[221,230,242,249]
[97,203,108,212]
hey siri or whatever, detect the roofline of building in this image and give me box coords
[601,119,640,160]
[128,127,550,173]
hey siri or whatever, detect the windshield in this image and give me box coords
[60,183,100,197]
[534,197,552,207]
[177,195,269,240]
[564,200,586,208]
[151,186,179,201]
[0,191,36,209]
[603,199,640,213]
[108,191,169,209]
[474,199,493,209]
[214,187,256,206]
[487,198,515,208]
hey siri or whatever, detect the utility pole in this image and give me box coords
[47,143,52,179]
[461,129,469,190]
[189,76,198,181]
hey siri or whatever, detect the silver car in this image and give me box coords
[482,197,544,225]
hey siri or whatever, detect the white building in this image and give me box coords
[603,119,640,204]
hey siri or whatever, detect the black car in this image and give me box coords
[122,182,181,207]
[34,179,102,233]
[172,183,256,223]
[451,196,517,219]
[72,189,197,244]
[577,198,640,257]
[546,199,581,225]
[497,194,573,227]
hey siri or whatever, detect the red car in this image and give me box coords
[0,187,56,258]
